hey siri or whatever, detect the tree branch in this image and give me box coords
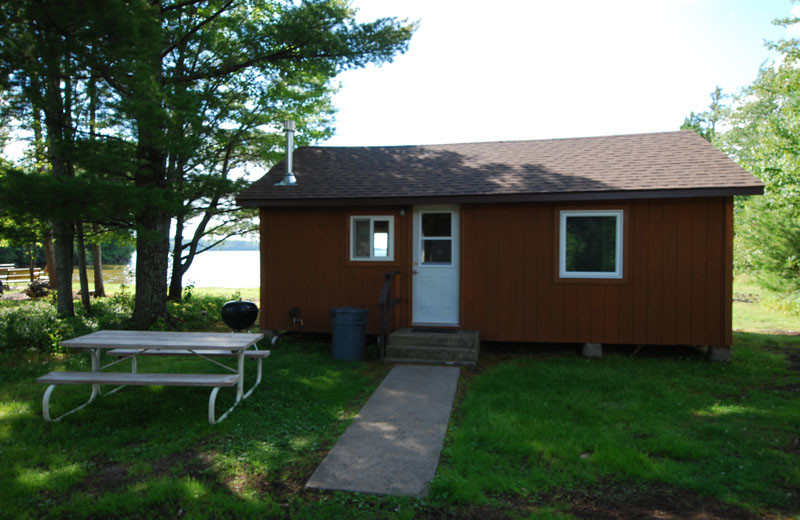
[161,0,207,13]
[161,0,235,60]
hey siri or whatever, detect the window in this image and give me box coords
[420,212,453,265]
[350,216,394,261]
[559,210,623,279]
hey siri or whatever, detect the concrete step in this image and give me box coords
[383,357,475,367]
[388,329,480,349]
[386,328,480,367]
[386,345,478,363]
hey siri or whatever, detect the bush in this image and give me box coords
[0,291,235,352]
[737,196,800,293]
[90,291,135,330]
[0,301,96,352]
[25,280,51,299]
[166,293,233,331]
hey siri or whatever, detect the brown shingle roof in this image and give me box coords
[236,130,763,207]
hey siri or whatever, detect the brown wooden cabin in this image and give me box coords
[237,131,763,355]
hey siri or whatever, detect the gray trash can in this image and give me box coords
[331,307,368,361]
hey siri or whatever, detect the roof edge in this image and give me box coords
[237,185,764,208]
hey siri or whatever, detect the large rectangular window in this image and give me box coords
[350,216,394,261]
[559,210,623,279]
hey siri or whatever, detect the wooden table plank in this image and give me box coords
[37,371,240,387]
[61,330,264,350]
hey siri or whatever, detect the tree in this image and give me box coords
[77,0,414,327]
[712,10,800,291]
[1,1,415,327]
[167,88,336,300]
[0,2,84,316]
[681,86,725,143]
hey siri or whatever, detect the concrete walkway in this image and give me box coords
[306,364,460,497]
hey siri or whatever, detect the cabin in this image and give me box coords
[236,129,763,362]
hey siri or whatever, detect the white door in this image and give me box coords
[412,205,459,325]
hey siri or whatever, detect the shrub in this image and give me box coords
[25,280,51,299]
[166,293,232,331]
[737,196,800,293]
[89,291,135,330]
[0,291,234,352]
[0,301,96,352]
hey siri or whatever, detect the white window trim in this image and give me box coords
[559,209,623,279]
[350,215,395,261]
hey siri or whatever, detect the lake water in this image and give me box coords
[74,250,261,288]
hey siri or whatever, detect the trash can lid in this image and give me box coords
[332,307,366,312]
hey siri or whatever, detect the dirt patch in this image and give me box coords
[75,459,134,497]
[0,290,32,301]
[411,483,763,520]
[0,289,80,302]
[784,436,800,457]
[562,484,759,520]
[765,345,800,371]
[152,449,217,480]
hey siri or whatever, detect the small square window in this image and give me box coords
[350,216,394,261]
[559,210,623,279]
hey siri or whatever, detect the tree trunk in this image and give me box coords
[28,246,35,282]
[91,231,105,297]
[168,215,185,301]
[41,28,76,317]
[132,212,170,328]
[128,16,171,328]
[52,221,74,317]
[76,222,91,313]
[43,227,57,288]
[132,106,170,328]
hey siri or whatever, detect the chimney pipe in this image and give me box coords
[275,120,297,186]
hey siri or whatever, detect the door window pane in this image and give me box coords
[422,239,452,264]
[422,213,451,237]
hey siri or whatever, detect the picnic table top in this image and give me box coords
[60,330,265,350]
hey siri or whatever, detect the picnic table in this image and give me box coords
[0,266,48,285]
[37,330,267,425]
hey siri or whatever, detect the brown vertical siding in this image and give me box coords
[258,197,734,346]
[259,207,411,334]
[459,197,734,346]
[660,200,679,345]
[724,197,734,346]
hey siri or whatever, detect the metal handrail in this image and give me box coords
[378,271,402,360]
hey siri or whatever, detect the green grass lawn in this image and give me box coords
[0,340,394,519]
[733,274,800,334]
[432,339,799,517]
[1,280,799,518]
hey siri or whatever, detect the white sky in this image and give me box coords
[323,0,795,147]
[3,1,794,159]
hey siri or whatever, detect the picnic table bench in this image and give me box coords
[0,266,48,285]
[36,330,266,425]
